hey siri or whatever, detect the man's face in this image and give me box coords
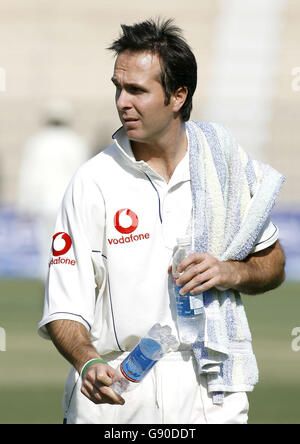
[112,50,175,144]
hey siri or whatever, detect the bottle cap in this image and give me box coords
[176,236,191,246]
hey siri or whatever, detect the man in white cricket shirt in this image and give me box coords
[38,19,285,424]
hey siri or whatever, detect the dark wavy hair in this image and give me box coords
[108,18,197,122]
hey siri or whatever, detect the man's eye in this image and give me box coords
[130,87,144,94]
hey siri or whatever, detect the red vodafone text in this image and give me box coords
[108,232,150,245]
[49,257,76,266]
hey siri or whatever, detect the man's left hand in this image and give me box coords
[172,252,237,295]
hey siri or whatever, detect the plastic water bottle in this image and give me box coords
[111,323,178,395]
[172,236,204,344]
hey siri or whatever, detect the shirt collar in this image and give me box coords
[112,127,136,162]
[112,126,190,185]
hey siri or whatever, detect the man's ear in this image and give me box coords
[172,86,188,113]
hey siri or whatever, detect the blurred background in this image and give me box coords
[0,0,299,424]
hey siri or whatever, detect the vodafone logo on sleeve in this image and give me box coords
[108,208,150,246]
[49,232,76,266]
[52,232,72,256]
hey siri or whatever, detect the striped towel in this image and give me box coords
[186,121,285,404]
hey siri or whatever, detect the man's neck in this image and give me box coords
[130,122,188,183]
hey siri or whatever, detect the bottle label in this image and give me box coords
[120,342,158,383]
[174,285,204,317]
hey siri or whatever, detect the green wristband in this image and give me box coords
[81,358,108,380]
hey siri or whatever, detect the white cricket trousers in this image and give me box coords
[62,351,249,424]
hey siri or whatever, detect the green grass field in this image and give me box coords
[0,279,299,424]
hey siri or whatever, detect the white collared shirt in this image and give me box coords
[38,127,278,354]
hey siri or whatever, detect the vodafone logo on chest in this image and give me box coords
[108,208,150,246]
[49,232,76,266]
[114,209,138,234]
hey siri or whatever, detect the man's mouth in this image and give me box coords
[123,118,139,123]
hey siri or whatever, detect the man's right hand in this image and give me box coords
[45,320,125,406]
[80,362,125,405]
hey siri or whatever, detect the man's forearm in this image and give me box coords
[229,241,286,295]
[46,319,101,374]
[47,319,125,406]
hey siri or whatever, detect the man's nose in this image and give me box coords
[116,89,131,110]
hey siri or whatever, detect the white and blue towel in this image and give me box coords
[186,121,285,404]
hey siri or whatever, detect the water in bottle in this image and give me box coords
[172,236,204,344]
[111,323,178,395]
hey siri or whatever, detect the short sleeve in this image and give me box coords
[251,217,279,253]
[37,164,106,339]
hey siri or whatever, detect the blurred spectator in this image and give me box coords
[17,99,90,281]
